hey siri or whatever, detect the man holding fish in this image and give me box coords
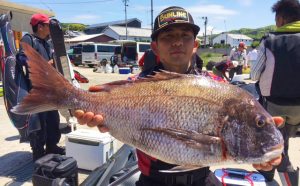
[73,6,283,186]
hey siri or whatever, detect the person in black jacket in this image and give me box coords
[18,14,65,161]
[75,6,284,186]
[250,1,300,185]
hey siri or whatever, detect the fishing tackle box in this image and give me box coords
[32,154,78,186]
[65,129,116,171]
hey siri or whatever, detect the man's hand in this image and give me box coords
[253,156,282,171]
[252,116,284,171]
[74,84,109,133]
[48,59,54,65]
[74,110,108,132]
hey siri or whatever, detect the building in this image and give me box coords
[84,18,142,34]
[0,1,54,33]
[103,26,151,42]
[213,33,253,47]
[64,33,115,49]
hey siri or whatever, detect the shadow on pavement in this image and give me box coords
[0,151,33,183]
[5,135,21,142]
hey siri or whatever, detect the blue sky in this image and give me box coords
[10,0,278,35]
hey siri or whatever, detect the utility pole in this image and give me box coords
[224,20,228,53]
[210,27,214,46]
[123,0,129,40]
[202,16,207,47]
[151,0,153,32]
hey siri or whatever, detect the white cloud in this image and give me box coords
[183,4,237,35]
[233,0,253,6]
[187,4,238,16]
[66,14,101,24]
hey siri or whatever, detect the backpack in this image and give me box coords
[0,13,40,142]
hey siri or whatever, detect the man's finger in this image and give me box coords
[74,110,84,119]
[260,164,273,171]
[89,85,104,92]
[94,115,104,124]
[85,114,104,127]
[269,155,282,166]
[80,112,94,125]
[98,125,109,133]
[252,164,262,170]
[272,116,284,127]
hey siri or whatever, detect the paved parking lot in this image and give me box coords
[0,65,299,185]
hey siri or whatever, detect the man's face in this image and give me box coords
[38,23,50,38]
[238,46,244,52]
[152,25,196,72]
[275,14,285,27]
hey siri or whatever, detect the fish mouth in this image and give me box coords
[259,144,284,163]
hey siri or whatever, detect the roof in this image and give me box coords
[87,18,141,29]
[65,33,104,42]
[104,26,152,38]
[0,1,55,32]
[65,30,85,38]
[227,33,253,40]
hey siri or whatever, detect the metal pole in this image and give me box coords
[151,0,153,32]
[224,20,228,53]
[210,27,214,46]
[202,17,207,47]
[123,0,129,40]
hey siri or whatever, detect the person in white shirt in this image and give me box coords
[228,42,248,80]
[247,45,258,76]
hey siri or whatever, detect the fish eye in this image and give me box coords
[255,115,266,128]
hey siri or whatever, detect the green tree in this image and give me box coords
[61,23,87,32]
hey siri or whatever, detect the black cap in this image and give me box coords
[151,6,200,40]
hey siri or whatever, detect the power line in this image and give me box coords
[11,0,114,5]
[38,0,53,12]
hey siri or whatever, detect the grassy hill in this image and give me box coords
[229,25,277,41]
[198,25,277,47]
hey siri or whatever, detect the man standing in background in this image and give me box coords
[228,42,248,80]
[18,14,65,161]
[247,45,258,77]
[251,0,300,185]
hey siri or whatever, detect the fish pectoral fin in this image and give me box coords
[142,127,221,148]
[159,165,204,173]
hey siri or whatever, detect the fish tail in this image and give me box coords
[11,42,76,115]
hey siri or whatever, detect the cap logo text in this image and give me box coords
[158,10,189,28]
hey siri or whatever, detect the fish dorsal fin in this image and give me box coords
[146,70,184,81]
[88,71,184,92]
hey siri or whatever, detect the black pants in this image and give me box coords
[136,171,222,186]
[229,65,243,80]
[259,123,298,181]
[29,110,61,152]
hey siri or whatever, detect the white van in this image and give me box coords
[110,40,151,64]
[82,42,120,67]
